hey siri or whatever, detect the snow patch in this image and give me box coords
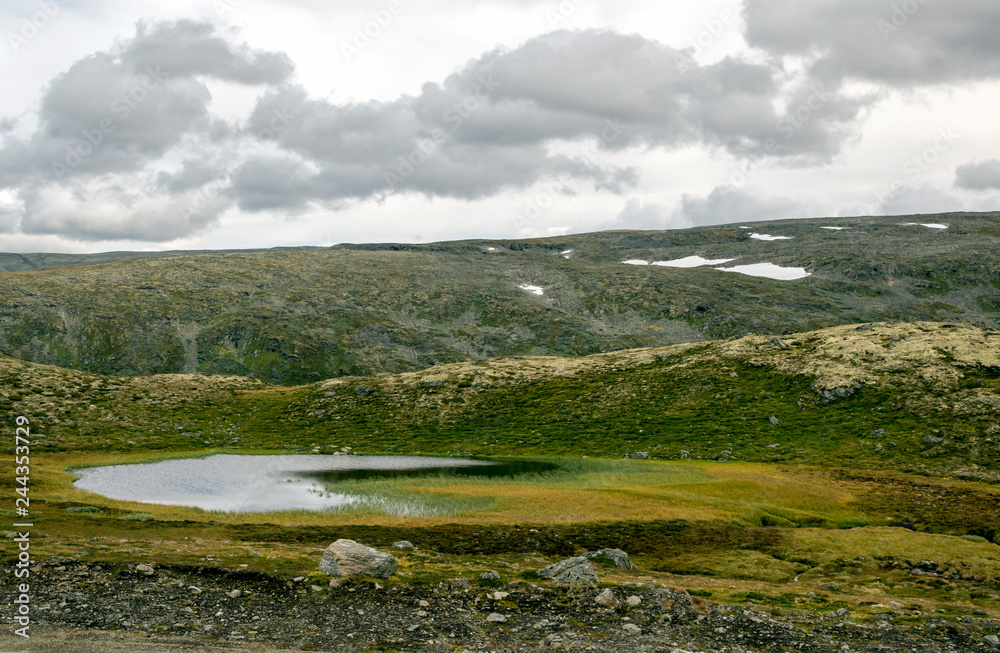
[622,260,650,266]
[652,256,735,268]
[750,233,794,241]
[519,284,545,296]
[715,263,811,281]
[821,227,848,231]
[562,249,574,258]
[905,223,949,230]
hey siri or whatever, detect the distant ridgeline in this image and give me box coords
[0,211,997,385]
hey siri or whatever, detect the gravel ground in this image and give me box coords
[4,558,1000,652]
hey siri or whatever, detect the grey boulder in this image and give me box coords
[319,539,398,579]
[583,548,638,570]
[537,557,598,585]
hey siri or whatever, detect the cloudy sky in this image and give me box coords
[1,0,999,253]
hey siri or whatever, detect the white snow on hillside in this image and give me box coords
[652,256,735,268]
[715,263,811,280]
[750,233,794,241]
[518,284,545,295]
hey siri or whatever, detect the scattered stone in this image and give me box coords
[249,551,262,557]
[583,548,638,570]
[871,429,887,438]
[536,557,599,585]
[890,601,903,609]
[817,386,857,401]
[391,540,415,550]
[924,435,944,445]
[626,595,642,607]
[623,623,641,635]
[984,634,1000,649]
[418,600,430,607]
[629,451,649,459]
[180,432,202,439]
[323,390,337,397]
[769,416,781,426]
[486,613,507,623]
[188,586,202,594]
[319,539,398,579]
[491,591,509,600]
[836,608,851,617]
[479,570,500,581]
[595,588,619,608]
[227,590,242,598]
[821,583,839,592]
[771,337,790,350]
[310,585,323,593]
[354,386,372,396]
[729,372,739,378]
[135,564,154,576]
[416,610,428,617]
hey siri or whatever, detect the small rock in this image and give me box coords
[418,600,430,607]
[189,586,202,594]
[491,591,509,600]
[595,588,619,609]
[984,634,1000,649]
[486,613,507,623]
[391,540,415,550]
[769,416,781,426]
[771,337,790,350]
[354,386,372,396]
[821,583,839,592]
[249,551,262,557]
[836,608,850,617]
[890,601,903,609]
[416,610,428,617]
[623,623,641,635]
[629,452,649,459]
[730,372,739,378]
[310,585,323,593]
[871,429,887,438]
[479,570,501,581]
[135,564,154,576]
[924,435,944,445]
[626,595,642,607]
[227,590,242,598]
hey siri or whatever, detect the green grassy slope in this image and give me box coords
[0,212,997,384]
[4,321,998,481]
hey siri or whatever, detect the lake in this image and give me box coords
[71,454,556,514]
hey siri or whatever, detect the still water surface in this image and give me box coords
[72,454,555,513]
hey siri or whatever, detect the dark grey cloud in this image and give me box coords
[0,20,292,242]
[232,29,864,212]
[121,20,294,84]
[674,185,805,226]
[743,0,1000,86]
[955,159,1000,191]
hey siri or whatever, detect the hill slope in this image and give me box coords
[1,211,998,384]
[5,321,999,481]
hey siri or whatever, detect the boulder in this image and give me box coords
[319,539,398,579]
[391,540,415,550]
[629,452,650,459]
[479,570,501,581]
[595,588,618,608]
[769,416,781,426]
[536,557,599,585]
[583,548,637,570]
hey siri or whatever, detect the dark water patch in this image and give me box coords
[292,459,558,483]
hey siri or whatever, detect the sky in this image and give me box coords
[1,0,999,254]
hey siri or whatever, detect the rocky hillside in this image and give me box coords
[1,211,997,384]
